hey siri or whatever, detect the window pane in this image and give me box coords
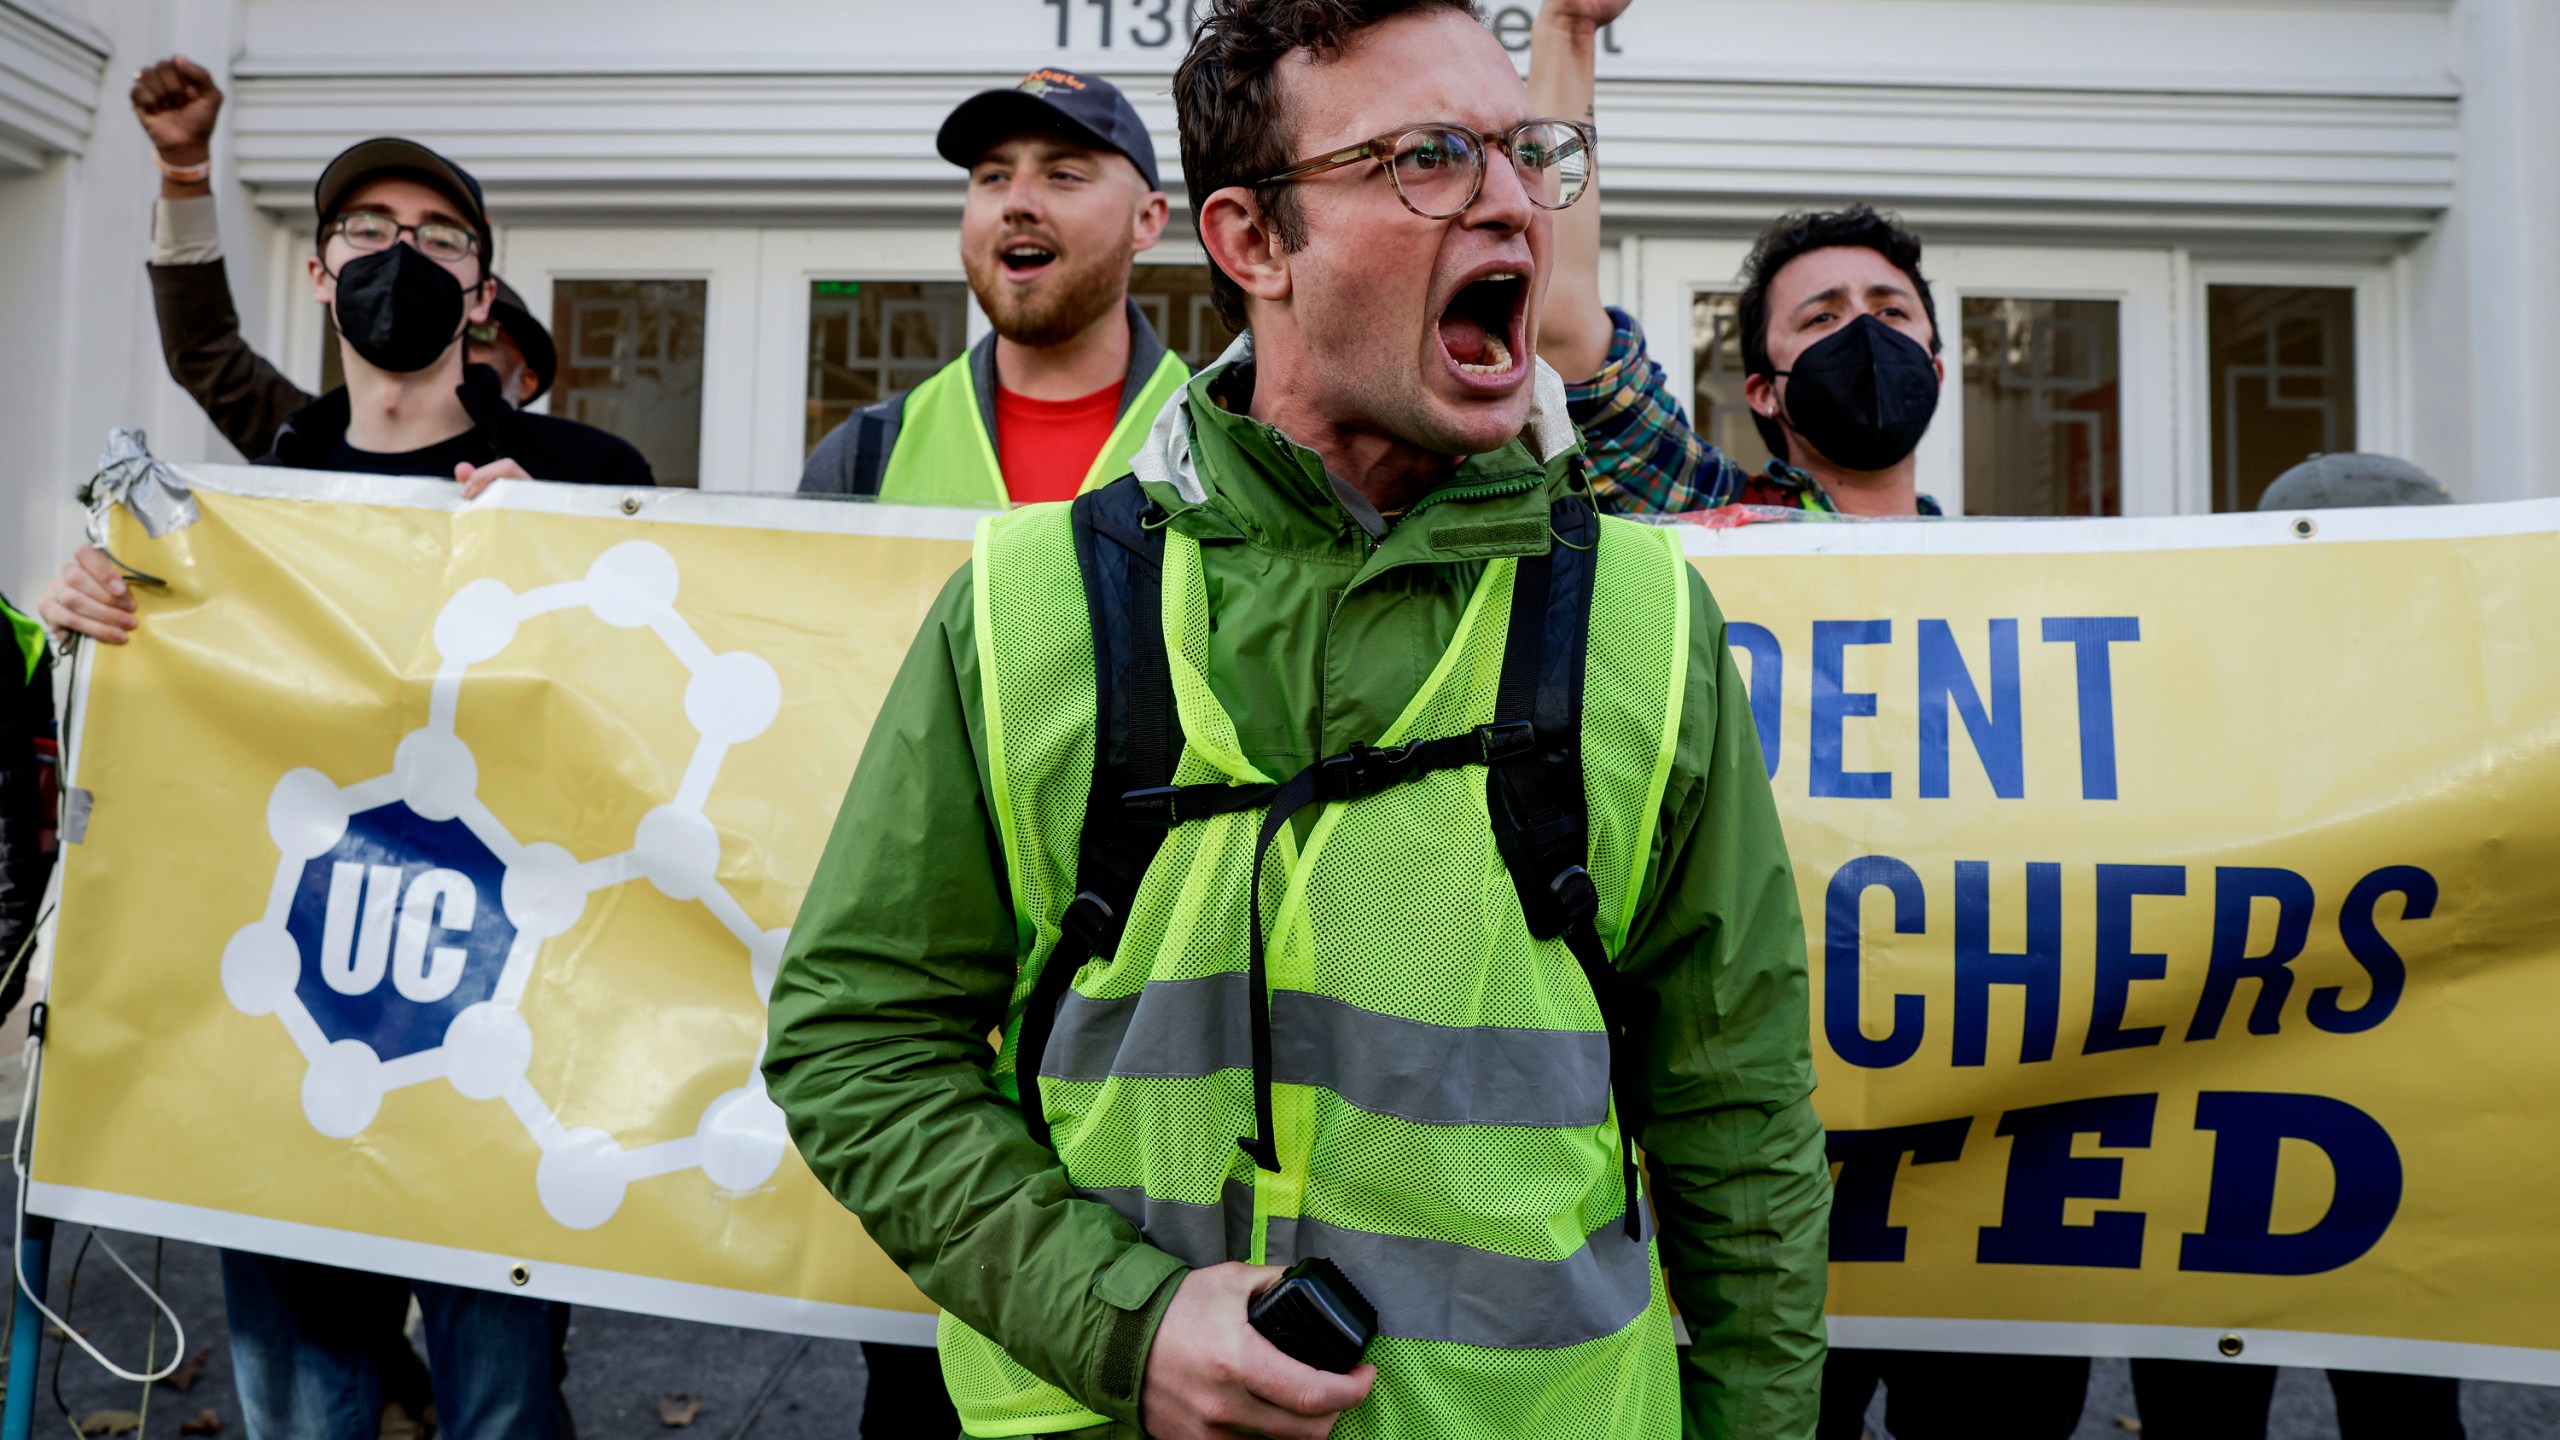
[804,279,970,458]
[1961,297,2122,517]
[1129,263,1241,372]
[551,279,707,488]
[1689,291,1775,476]
[2208,285,2356,513]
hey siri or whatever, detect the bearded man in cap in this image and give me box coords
[799,69,1188,506]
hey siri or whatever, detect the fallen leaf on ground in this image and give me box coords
[76,1412,139,1436]
[659,1393,703,1427]
[178,1411,222,1436]
[2115,1418,2144,1433]
[167,1345,212,1393]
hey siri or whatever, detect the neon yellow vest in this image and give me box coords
[3,596,42,684]
[948,498,1694,1437]
[874,349,1190,508]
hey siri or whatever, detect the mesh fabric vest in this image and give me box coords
[950,497,1693,1437]
[875,349,1191,507]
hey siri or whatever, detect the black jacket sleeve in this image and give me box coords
[458,368,658,488]
[0,644,55,1016]
[149,258,317,462]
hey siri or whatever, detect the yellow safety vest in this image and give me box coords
[947,494,1695,1437]
[875,349,1191,508]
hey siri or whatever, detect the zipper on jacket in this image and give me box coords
[1403,470,1546,519]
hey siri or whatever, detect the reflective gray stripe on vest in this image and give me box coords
[1077,1184,1651,1349]
[1077,1182,1255,1269]
[1266,1210,1654,1350]
[1041,974,1610,1128]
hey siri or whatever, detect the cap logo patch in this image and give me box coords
[1018,68,1089,95]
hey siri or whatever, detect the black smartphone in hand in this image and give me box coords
[1246,1256,1377,1374]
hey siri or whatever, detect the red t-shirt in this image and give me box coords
[995,381,1123,504]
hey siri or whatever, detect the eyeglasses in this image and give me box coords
[1255,118,1595,220]
[326,212,482,265]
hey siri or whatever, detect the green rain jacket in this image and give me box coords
[764,359,1831,1439]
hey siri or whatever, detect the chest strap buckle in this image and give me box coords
[1316,740,1420,802]
[1121,786,1183,827]
[1549,865,1600,930]
[1478,719,1537,763]
[1059,890,1122,957]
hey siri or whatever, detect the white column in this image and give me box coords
[2453,0,2560,501]
[0,0,265,604]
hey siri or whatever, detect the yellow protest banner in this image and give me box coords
[34,466,970,1340]
[30,466,2560,1380]
[1682,506,2560,1382]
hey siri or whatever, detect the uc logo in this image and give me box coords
[283,803,515,1062]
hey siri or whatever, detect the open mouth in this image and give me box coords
[1437,270,1527,378]
[999,242,1058,275]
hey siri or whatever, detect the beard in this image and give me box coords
[966,235,1135,349]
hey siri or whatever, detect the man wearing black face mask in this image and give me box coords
[1732,206,1946,517]
[257,138,649,489]
[1547,201,1949,520]
[131,57,564,456]
[43,137,653,651]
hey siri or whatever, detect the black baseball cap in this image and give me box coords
[313,138,493,253]
[936,69,1161,192]
[483,277,558,403]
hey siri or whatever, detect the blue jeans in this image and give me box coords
[220,1249,568,1440]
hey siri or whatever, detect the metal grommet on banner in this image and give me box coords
[2290,516,2317,539]
[621,494,644,515]
[2218,1332,2246,1358]
[509,1263,532,1287]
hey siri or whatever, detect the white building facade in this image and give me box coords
[3,0,2555,601]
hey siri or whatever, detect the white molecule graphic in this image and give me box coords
[221,541,792,1230]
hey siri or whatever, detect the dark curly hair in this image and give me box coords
[1737,204,1939,460]
[1173,0,1482,332]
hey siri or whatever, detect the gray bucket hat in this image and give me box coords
[2257,453,2452,511]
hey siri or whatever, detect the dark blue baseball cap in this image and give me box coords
[936,69,1162,192]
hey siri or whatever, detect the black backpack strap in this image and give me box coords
[1487,498,1646,1239]
[1014,477,1182,1147]
[845,392,904,498]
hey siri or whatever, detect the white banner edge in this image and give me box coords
[1826,1315,2560,1386]
[163,463,989,543]
[1674,496,2560,558]
[26,1181,939,1346]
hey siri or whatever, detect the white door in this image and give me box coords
[497,228,762,490]
[1637,238,2179,515]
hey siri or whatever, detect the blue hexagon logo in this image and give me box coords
[282,802,514,1063]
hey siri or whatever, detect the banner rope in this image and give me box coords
[6,628,190,1384]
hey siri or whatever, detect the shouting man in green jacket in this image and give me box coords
[763,3,1828,1437]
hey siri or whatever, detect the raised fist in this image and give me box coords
[1539,0,1633,32]
[131,55,223,166]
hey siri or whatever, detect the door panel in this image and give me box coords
[498,228,761,490]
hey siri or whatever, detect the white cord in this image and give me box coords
[5,920,187,1383]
